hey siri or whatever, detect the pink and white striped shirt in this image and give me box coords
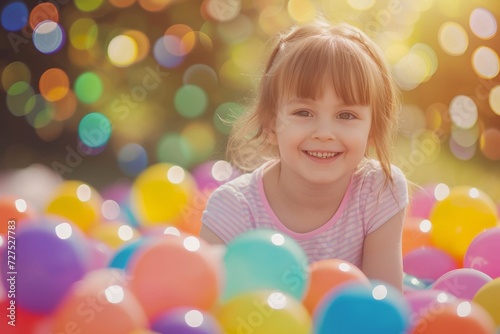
[202,159,408,267]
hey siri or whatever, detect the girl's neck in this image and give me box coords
[263,161,352,211]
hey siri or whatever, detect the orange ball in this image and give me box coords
[128,234,221,320]
[402,216,433,256]
[51,269,148,334]
[171,189,210,236]
[410,299,496,334]
[0,195,35,235]
[302,258,370,314]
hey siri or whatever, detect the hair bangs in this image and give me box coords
[274,36,381,107]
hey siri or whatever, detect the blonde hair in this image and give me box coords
[227,20,400,182]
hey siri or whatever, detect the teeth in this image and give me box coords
[306,151,338,158]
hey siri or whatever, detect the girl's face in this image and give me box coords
[270,84,372,186]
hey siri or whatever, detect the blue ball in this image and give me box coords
[314,280,411,334]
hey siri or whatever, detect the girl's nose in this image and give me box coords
[312,121,336,141]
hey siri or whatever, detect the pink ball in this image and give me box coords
[408,184,438,219]
[405,289,456,319]
[431,268,492,300]
[464,227,500,278]
[403,246,458,282]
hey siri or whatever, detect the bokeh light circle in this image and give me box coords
[183,64,218,89]
[472,46,499,79]
[204,0,241,22]
[1,2,28,31]
[33,21,65,54]
[123,30,150,62]
[480,128,500,160]
[489,85,500,116]
[107,35,138,67]
[153,36,184,68]
[1,61,31,91]
[74,0,104,12]
[29,3,59,30]
[74,72,103,104]
[24,94,55,128]
[469,7,497,39]
[174,85,208,118]
[181,122,216,164]
[39,68,69,102]
[213,102,244,135]
[69,18,99,50]
[6,81,35,117]
[78,112,112,148]
[438,22,469,56]
[157,133,193,167]
[449,95,478,130]
[118,143,148,176]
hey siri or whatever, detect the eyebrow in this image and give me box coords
[284,97,367,108]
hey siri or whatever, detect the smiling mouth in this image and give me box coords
[305,151,340,159]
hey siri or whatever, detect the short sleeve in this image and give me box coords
[363,164,409,234]
[202,184,251,243]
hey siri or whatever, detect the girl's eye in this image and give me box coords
[338,112,356,120]
[295,110,312,117]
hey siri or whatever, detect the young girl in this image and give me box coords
[200,20,408,290]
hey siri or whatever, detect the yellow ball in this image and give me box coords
[216,290,311,334]
[131,163,196,226]
[473,278,500,326]
[430,186,498,262]
[45,180,102,233]
[90,221,141,249]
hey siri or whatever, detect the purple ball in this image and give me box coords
[191,160,240,192]
[151,307,222,334]
[1,220,89,314]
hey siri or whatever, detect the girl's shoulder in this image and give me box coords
[353,159,407,191]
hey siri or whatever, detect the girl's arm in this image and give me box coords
[200,224,226,245]
[361,208,406,292]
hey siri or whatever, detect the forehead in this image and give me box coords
[272,36,381,108]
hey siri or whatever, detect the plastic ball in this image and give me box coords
[431,268,492,300]
[128,234,221,320]
[151,307,222,334]
[216,290,311,334]
[464,227,500,278]
[45,180,103,233]
[222,229,309,301]
[0,195,35,235]
[405,289,456,323]
[51,268,148,334]
[302,258,370,314]
[87,238,113,271]
[191,160,240,193]
[314,281,411,334]
[408,184,438,219]
[403,273,429,293]
[402,216,433,256]
[0,300,50,334]
[403,246,458,282]
[429,186,498,262]
[473,277,500,326]
[410,298,496,334]
[0,219,89,314]
[108,238,149,270]
[131,163,196,226]
[90,221,141,249]
[170,189,208,236]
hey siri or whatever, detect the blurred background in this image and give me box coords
[1,0,499,202]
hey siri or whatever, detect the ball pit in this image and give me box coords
[0,164,499,333]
